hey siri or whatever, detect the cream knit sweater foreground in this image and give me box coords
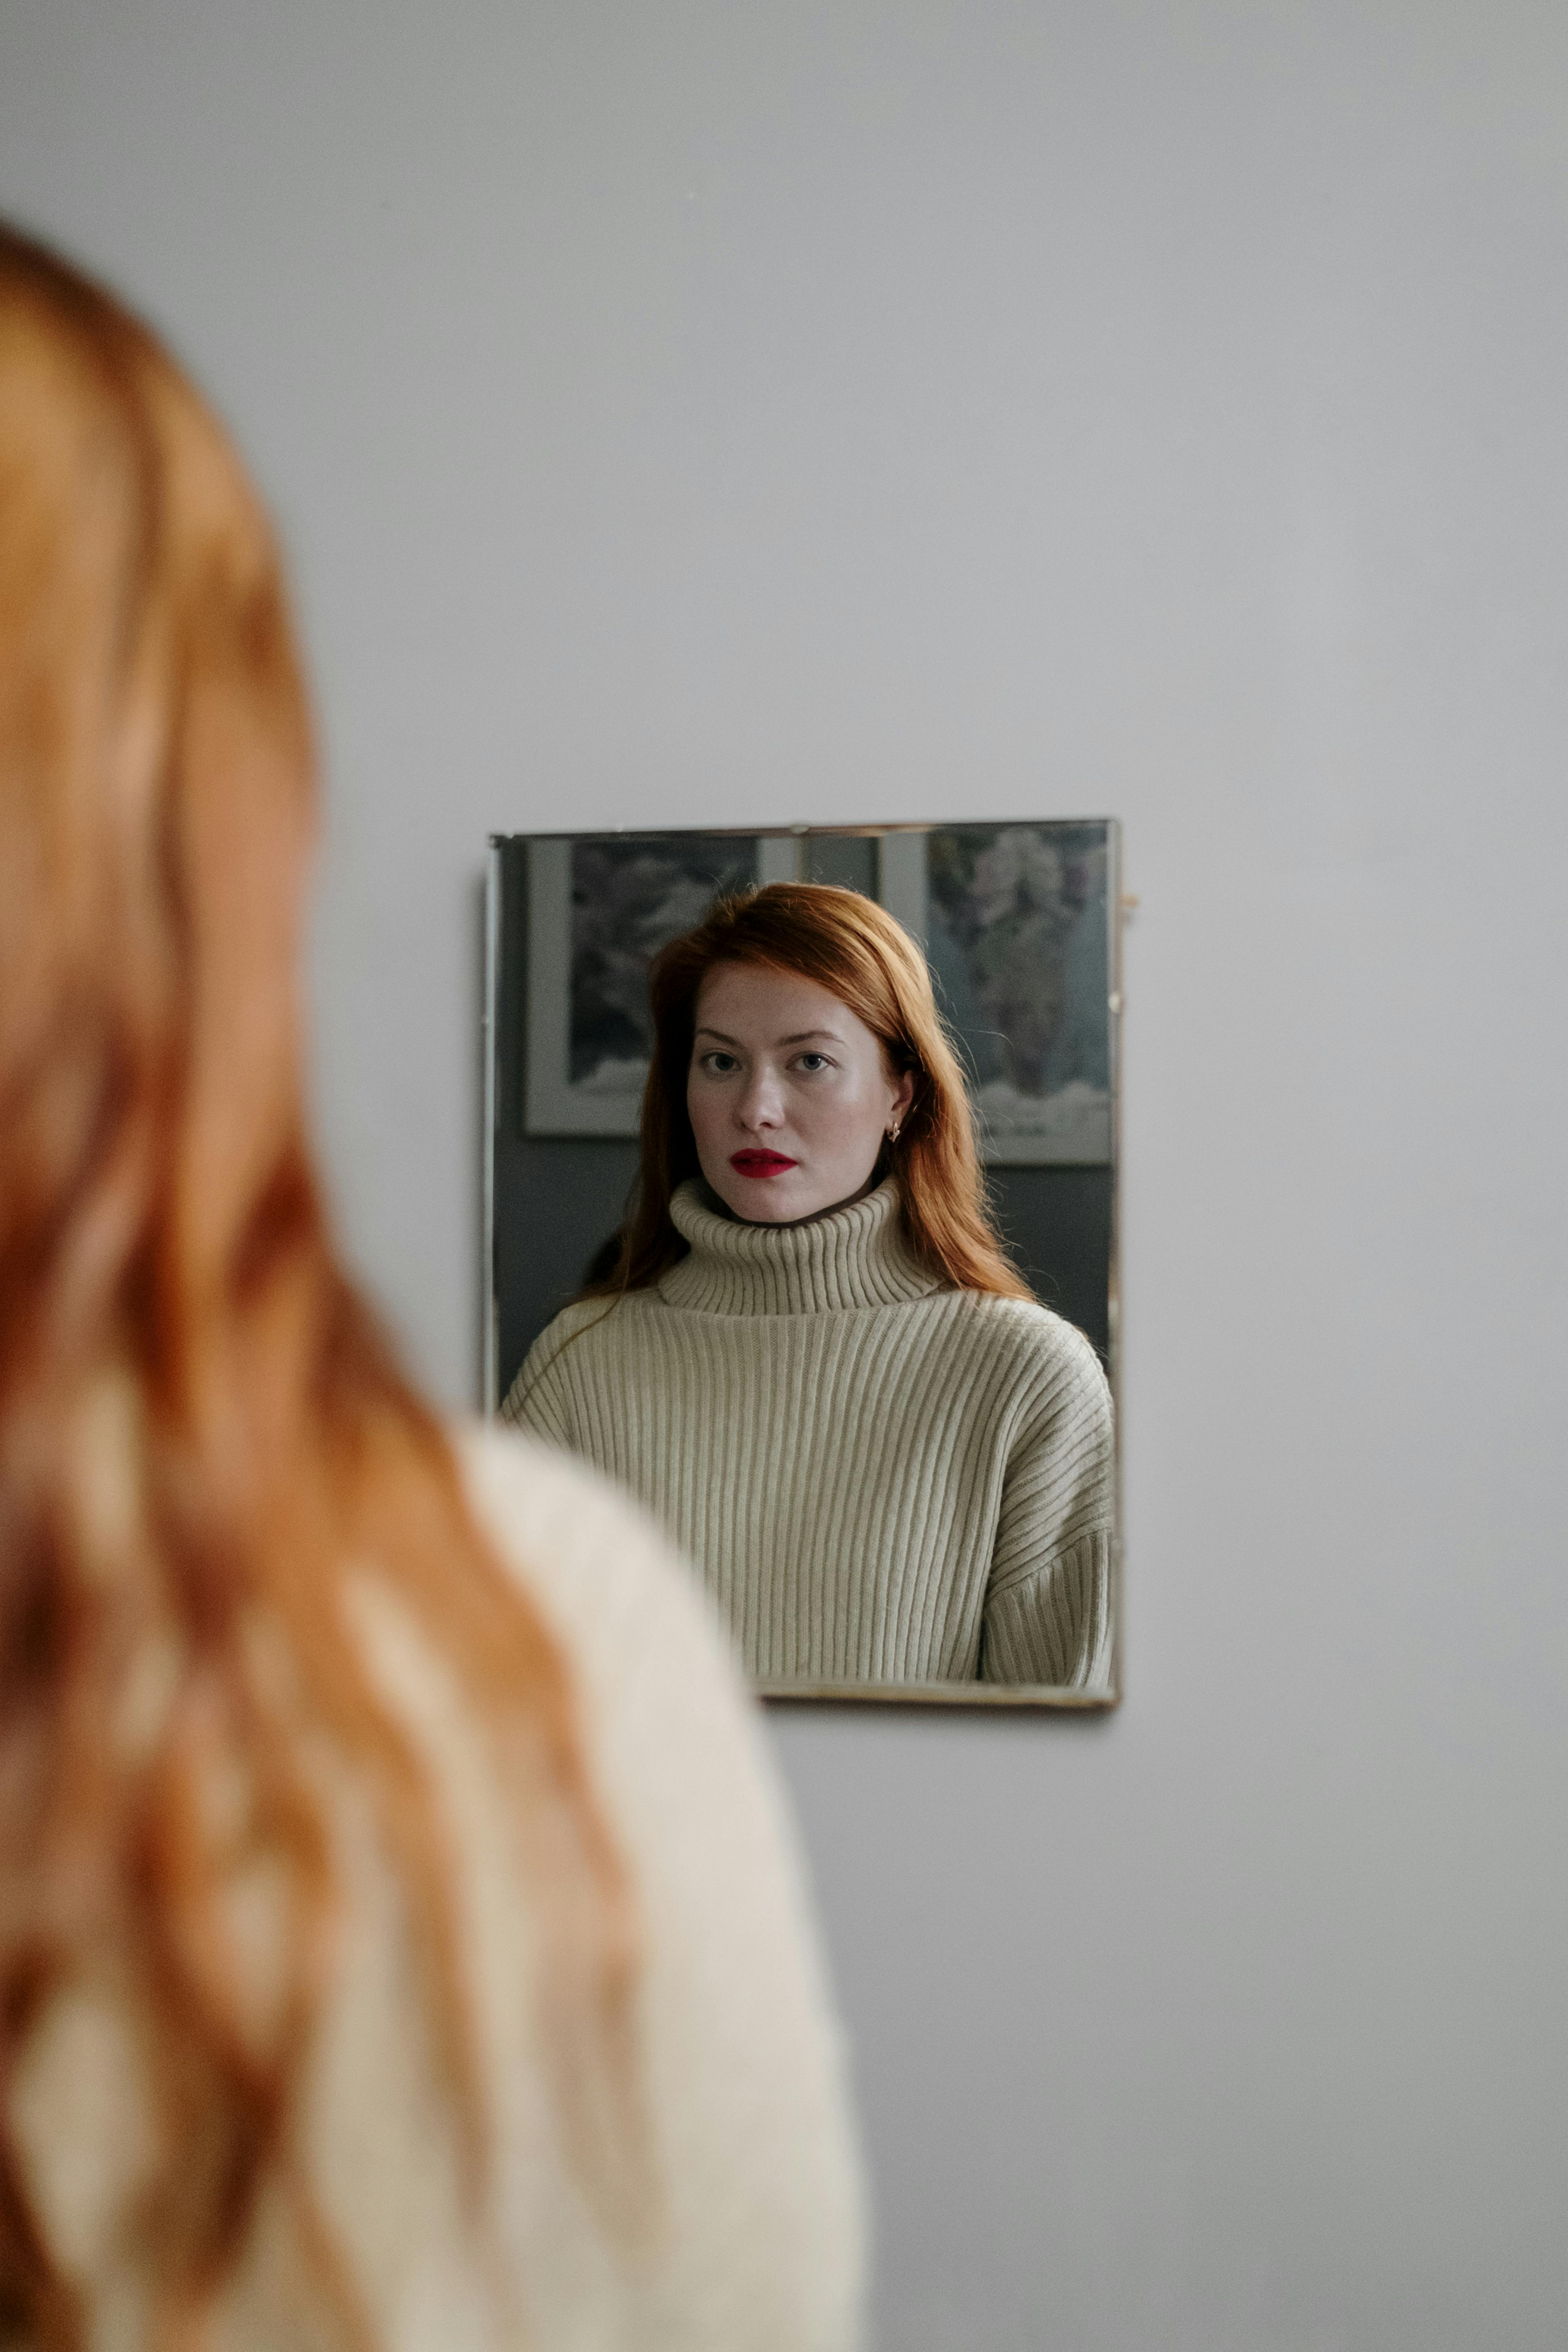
[8,1428,862,2352]
[503,1180,1115,1689]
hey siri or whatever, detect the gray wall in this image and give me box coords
[4,5,1565,2344]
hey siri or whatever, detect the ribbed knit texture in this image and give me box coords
[502,1179,1115,1689]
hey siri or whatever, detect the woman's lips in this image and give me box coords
[730,1150,798,1178]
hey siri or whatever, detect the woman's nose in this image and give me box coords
[736,1069,783,1129]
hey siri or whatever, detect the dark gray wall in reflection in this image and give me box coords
[491,837,1111,1398]
[495,1135,639,1389]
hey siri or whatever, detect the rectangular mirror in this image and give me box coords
[485,822,1121,1708]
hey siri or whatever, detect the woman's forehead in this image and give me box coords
[693,959,869,1043]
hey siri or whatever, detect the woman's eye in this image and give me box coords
[702,1052,739,1075]
[796,1053,831,1073]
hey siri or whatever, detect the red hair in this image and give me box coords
[0,224,635,2345]
[596,881,1032,1302]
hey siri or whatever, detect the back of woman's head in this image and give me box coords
[0,225,633,2345]
[604,878,1030,1301]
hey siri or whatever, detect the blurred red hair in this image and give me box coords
[0,224,634,2346]
[596,880,1032,1302]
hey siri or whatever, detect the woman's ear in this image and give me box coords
[890,1068,917,1126]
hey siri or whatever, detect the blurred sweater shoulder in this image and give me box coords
[8,1426,863,2352]
[452,1422,865,2350]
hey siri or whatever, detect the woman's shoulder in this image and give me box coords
[522,1294,622,1359]
[452,1421,864,2346]
[500,1295,657,1430]
[945,1286,1109,1390]
[517,1290,663,1374]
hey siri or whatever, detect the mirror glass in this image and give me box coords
[486,822,1120,1706]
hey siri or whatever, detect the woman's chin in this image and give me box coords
[720,1180,811,1224]
[703,1166,811,1223]
[707,1169,877,1227]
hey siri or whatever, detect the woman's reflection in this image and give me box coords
[502,884,1114,1688]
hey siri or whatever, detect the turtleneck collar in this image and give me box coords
[659,1177,943,1316]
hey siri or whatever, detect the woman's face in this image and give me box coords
[687,961,915,1224]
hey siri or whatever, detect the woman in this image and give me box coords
[502,885,1115,1690]
[0,224,859,2349]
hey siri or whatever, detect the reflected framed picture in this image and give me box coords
[525,833,766,1136]
[486,819,1122,1711]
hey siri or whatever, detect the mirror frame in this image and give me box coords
[483,820,1125,1712]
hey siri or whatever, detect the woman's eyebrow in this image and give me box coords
[693,1026,845,1047]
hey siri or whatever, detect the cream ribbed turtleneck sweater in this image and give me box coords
[501,1179,1114,1689]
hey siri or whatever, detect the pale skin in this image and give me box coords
[687,962,916,1225]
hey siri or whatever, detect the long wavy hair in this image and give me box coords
[0,225,636,2347]
[592,880,1032,1302]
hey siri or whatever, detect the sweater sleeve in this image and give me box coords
[497,1309,584,1450]
[979,1318,1116,1691]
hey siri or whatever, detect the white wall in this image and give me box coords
[4,4,1565,2343]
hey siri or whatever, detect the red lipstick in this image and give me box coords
[730,1149,798,1178]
